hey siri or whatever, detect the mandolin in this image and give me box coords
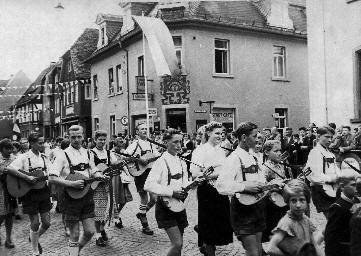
[236,183,281,205]
[160,166,214,212]
[90,162,126,190]
[7,169,48,198]
[65,162,125,199]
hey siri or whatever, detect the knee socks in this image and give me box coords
[30,229,39,255]
[139,204,147,215]
[68,241,79,256]
[38,227,47,238]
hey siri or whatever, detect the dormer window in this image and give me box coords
[101,27,105,45]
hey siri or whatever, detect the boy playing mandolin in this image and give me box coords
[125,123,161,235]
[7,133,52,256]
[144,129,203,256]
[49,125,107,256]
[217,122,267,256]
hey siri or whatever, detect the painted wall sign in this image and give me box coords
[160,76,190,105]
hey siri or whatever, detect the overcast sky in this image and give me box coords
[0,0,124,81]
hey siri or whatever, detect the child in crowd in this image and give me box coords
[266,179,323,256]
[249,136,263,164]
[325,171,360,256]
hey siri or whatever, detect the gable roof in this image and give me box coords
[0,80,9,94]
[16,67,51,106]
[69,28,99,79]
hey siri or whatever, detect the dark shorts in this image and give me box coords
[62,189,95,221]
[311,186,336,213]
[134,169,151,193]
[155,200,188,232]
[22,186,52,215]
[230,196,266,236]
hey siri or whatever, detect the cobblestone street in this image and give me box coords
[0,183,327,256]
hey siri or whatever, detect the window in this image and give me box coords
[67,86,71,105]
[116,65,123,93]
[108,68,114,95]
[85,83,91,99]
[68,61,72,73]
[273,46,286,79]
[110,115,116,136]
[101,27,105,45]
[274,108,288,129]
[55,98,58,114]
[74,83,78,103]
[71,85,74,103]
[173,36,182,65]
[94,117,99,132]
[93,75,98,99]
[138,56,144,76]
[214,39,229,74]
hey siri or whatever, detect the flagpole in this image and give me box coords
[142,11,150,138]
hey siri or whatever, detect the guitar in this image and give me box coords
[270,167,312,207]
[160,166,215,212]
[7,169,48,198]
[90,162,126,190]
[127,152,160,177]
[65,162,125,199]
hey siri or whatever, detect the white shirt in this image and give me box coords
[144,152,191,197]
[306,143,343,185]
[125,139,161,157]
[216,147,266,196]
[50,145,98,179]
[190,142,225,178]
[9,150,51,175]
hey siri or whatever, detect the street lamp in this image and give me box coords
[54,2,64,9]
[199,100,215,116]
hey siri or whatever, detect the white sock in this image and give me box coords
[95,233,101,239]
[38,227,47,238]
[68,241,79,256]
[30,229,39,255]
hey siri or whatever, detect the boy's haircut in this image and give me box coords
[286,127,292,131]
[28,132,43,144]
[234,122,258,140]
[61,139,70,150]
[336,169,357,185]
[299,127,306,131]
[94,130,108,139]
[0,139,13,152]
[12,141,21,150]
[343,126,351,131]
[55,137,64,143]
[162,129,182,141]
[283,179,311,204]
[136,123,146,130]
[328,123,336,130]
[317,125,335,136]
[264,127,271,132]
[263,140,280,153]
[68,125,83,134]
[293,134,300,139]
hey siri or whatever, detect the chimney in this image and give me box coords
[267,0,294,29]
[50,62,56,67]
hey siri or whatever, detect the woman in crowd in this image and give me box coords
[0,139,16,248]
[191,121,233,256]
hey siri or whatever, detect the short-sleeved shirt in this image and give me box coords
[272,210,316,243]
[125,139,161,157]
[50,145,98,179]
[9,150,51,175]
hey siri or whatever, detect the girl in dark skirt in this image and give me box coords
[191,121,233,256]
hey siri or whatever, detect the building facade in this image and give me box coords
[87,0,309,135]
[307,0,361,127]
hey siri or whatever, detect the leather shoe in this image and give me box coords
[100,230,108,242]
[96,237,106,247]
[15,215,21,220]
[4,240,15,249]
[194,224,199,233]
[115,219,124,229]
[199,245,208,255]
[142,225,154,235]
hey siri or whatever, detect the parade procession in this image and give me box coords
[1,0,361,255]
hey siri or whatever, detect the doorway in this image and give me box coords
[166,108,186,132]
